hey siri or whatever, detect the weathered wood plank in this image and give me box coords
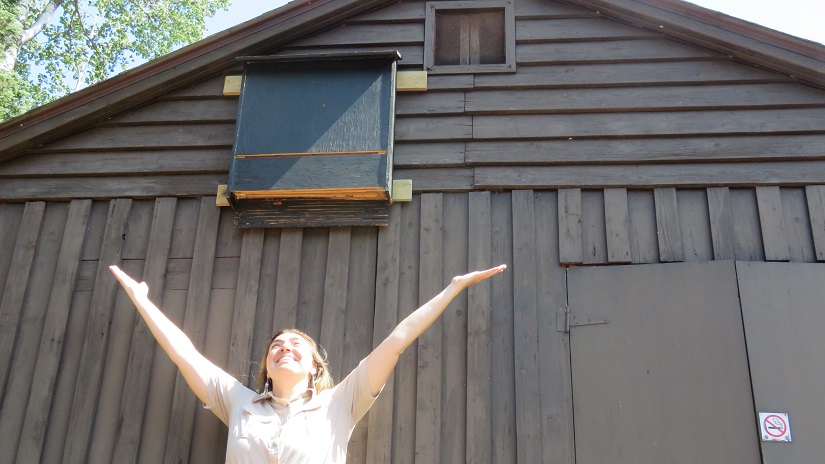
[103,98,238,124]
[676,189,713,261]
[319,227,352,381]
[581,190,607,264]
[604,188,632,263]
[395,116,473,141]
[349,1,424,22]
[730,189,765,261]
[0,174,225,201]
[533,191,574,463]
[164,197,221,464]
[517,17,657,42]
[465,83,825,114]
[473,108,825,139]
[415,193,443,464]
[627,189,659,264]
[490,192,516,463]
[474,60,788,89]
[465,134,825,165]
[806,185,825,262]
[0,204,24,293]
[272,229,303,330]
[294,228,325,339]
[228,229,265,384]
[654,188,683,262]
[0,201,45,404]
[15,200,91,464]
[558,188,583,264]
[396,91,465,116]
[248,229,282,381]
[466,191,492,464]
[515,0,596,17]
[36,123,235,152]
[516,39,718,64]
[511,190,542,463]
[392,197,420,464]
[473,161,825,189]
[162,74,227,98]
[289,23,423,47]
[366,205,401,464]
[756,186,791,261]
[113,198,177,463]
[707,187,736,260]
[342,227,377,464]
[441,194,468,464]
[276,45,424,67]
[393,142,465,167]
[0,149,230,177]
[780,188,816,262]
[62,198,132,464]
[0,203,66,463]
[393,167,474,192]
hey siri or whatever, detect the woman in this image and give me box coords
[109,263,505,463]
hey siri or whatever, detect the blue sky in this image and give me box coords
[205,0,825,45]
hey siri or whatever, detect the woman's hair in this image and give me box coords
[257,328,334,394]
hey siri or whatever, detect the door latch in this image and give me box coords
[556,305,609,332]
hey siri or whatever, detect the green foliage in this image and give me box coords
[1,0,230,122]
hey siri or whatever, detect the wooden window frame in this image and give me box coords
[424,0,516,74]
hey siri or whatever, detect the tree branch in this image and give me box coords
[19,0,66,46]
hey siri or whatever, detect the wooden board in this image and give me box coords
[466,191,492,464]
[320,228,352,381]
[103,98,237,124]
[780,188,816,262]
[472,108,825,139]
[440,193,468,464]
[272,229,303,330]
[36,123,235,152]
[557,189,583,264]
[516,17,657,42]
[464,83,825,114]
[228,228,264,384]
[676,189,713,262]
[392,167,474,192]
[473,161,825,189]
[464,134,825,165]
[0,174,225,201]
[289,23,423,47]
[15,200,91,464]
[627,190,659,264]
[654,188,684,262]
[415,193,443,464]
[516,38,717,64]
[113,198,177,463]
[580,190,607,264]
[806,185,825,261]
[604,188,632,263]
[511,190,542,463]
[756,186,791,261]
[294,228,325,339]
[0,201,45,403]
[393,142,465,167]
[730,189,765,261]
[62,198,132,463]
[395,116,473,141]
[706,187,736,260]
[366,205,401,464]
[164,196,221,464]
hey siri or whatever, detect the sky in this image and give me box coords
[205,0,825,45]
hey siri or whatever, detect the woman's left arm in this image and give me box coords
[365,264,506,396]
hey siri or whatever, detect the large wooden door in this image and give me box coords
[567,261,761,463]
[736,262,825,463]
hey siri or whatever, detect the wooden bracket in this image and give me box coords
[392,179,412,202]
[216,184,230,206]
[396,71,427,92]
[223,76,242,96]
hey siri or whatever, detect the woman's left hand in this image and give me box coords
[451,264,507,290]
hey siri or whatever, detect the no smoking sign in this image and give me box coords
[758,412,792,442]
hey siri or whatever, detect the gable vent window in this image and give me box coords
[425,1,515,74]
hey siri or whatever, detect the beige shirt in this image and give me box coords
[205,359,378,464]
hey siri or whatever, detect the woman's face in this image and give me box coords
[266,332,316,380]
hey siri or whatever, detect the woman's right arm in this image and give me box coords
[110,265,216,404]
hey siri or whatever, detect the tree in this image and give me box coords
[1,0,230,121]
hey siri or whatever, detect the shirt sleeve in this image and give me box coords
[203,368,247,426]
[334,357,383,426]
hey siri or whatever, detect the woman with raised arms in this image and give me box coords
[109,263,505,463]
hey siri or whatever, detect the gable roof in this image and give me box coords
[1,0,824,166]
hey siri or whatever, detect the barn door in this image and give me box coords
[566,261,761,463]
[736,262,825,463]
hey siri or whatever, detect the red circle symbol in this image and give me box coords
[763,414,787,438]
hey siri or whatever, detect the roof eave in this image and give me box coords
[0,0,394,164]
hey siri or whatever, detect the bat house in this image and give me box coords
[227,51,400,227]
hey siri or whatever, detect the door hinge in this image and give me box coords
[556,305,609,332]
